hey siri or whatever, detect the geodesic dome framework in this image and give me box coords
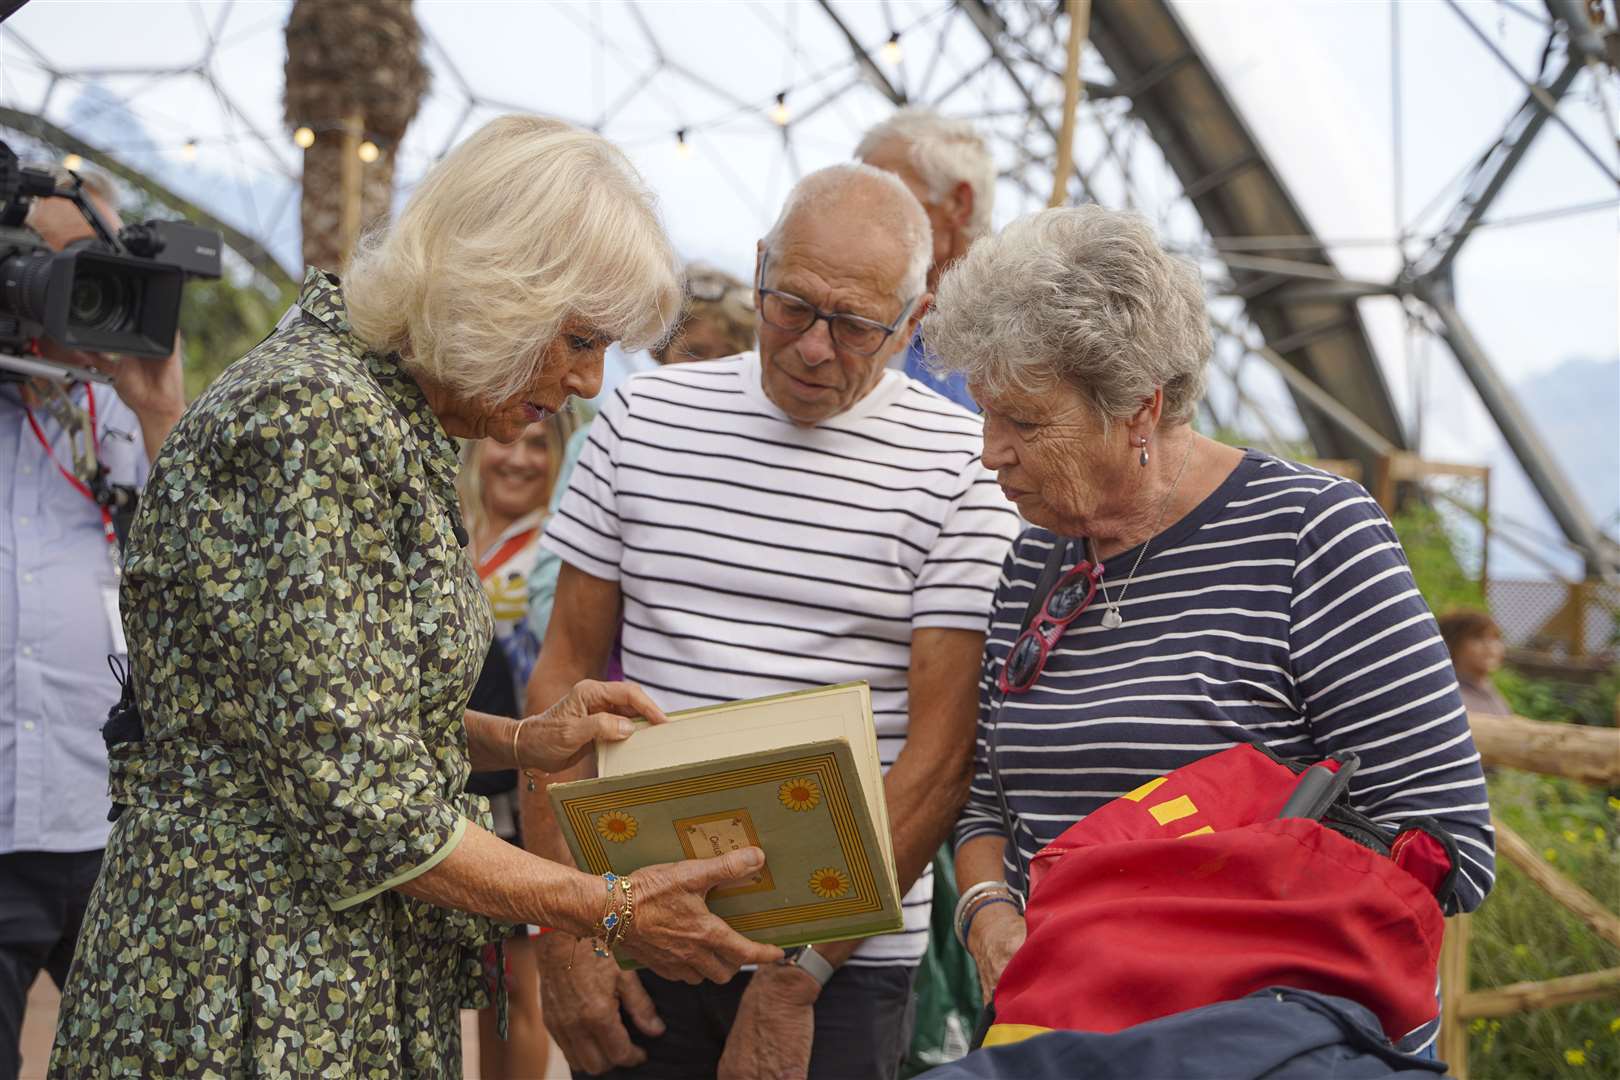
[3,0,1616,576]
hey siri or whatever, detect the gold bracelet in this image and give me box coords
[510,717,527,767]
[611,874,636,947]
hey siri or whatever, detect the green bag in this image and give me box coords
[900,847,983,1078]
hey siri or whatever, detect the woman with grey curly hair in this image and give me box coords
[927,206,1493,1054]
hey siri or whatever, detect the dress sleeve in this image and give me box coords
[913,457,1021,633]
[201,378,466,910]
[1289,481,1496,911]
[540,386,630,581]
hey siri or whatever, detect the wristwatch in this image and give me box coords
[780,944,836,988]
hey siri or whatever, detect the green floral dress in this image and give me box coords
[50,270,501,1078]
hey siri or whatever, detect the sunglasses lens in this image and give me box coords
[1047,584,1085,621]
[1007,635,1041,687]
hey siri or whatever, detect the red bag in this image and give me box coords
[991,744,1455,1043]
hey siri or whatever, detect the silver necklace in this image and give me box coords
[1093,437,1196,630]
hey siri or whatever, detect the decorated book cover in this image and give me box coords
[548,683,902,952]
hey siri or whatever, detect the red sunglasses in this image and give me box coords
[997,560,1105,694]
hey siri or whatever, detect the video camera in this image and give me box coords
[0,138,223,384]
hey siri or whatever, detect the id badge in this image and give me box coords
[102,586,129,655]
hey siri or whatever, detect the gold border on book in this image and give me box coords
[560,751,885,931]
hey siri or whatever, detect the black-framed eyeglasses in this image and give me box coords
[754,249,916,357]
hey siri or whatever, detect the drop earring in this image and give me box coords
[1138,438,1150,467]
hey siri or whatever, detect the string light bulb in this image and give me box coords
[675,129,693,159]
[62,153,83,172]
[181,139,198,162]
[293,126,316,149]
[357,140,380,163]
[882,32,902,65]
[770,92,790,126]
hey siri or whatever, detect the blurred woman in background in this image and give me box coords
[458,410,580,1079]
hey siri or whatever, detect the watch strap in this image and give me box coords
[789,944,836,988]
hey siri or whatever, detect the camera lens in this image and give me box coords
[0,251,54,324]
[68,267,131,333]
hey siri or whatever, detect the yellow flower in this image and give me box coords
[1608,796,1620,813]
[595,811,639,844]
[1564,829,1579,843]
[1595,826,1607,844]
[779,777,822,813]
[1609,1017,1620,1034]
[808,866,851,899]
[1469,1018,1487,1033]
[1545,848,1559,863]
[1512,943,1531,960]
[1564,1048,1586,1066]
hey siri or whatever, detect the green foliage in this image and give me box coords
[1390,502,1486,613]
[1382,493,1619,1075]
[178,277,297,400]
[1465,768,1620,1079]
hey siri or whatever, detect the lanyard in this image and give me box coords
[476,525,540,581]
[24,386,121,567]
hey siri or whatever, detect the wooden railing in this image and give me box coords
[1438,711,1620,1078]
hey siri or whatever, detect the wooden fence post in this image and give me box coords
[1440,913,1471,1079]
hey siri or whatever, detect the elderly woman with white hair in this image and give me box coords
[857,107,996,411]
[49,115,781,1079]
[929,206,1494,1054]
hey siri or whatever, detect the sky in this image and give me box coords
[1,0,1615,578]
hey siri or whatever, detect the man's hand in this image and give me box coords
[717,964,819,1080]
[84,345,184,461]
[538,936,665,1075]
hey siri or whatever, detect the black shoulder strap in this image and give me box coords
[1020,537,1072,635]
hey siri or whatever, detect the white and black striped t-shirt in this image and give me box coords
[543,353,1020,966]
[956,451,1494,1050]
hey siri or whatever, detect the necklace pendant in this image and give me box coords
[1101,607,1124,630]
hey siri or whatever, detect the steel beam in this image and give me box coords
[1411,53,1585,283]
[1418,278,1615,576]
[813,0,906,105]
[1084,0,1408,482]
[1208,316,1398,461]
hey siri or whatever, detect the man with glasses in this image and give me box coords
[523,163,1019,1080]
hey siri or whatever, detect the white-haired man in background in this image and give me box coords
[857,108,996,412]
[523,163,1019,1080]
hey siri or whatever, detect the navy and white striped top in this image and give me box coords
[544,352,1021,965]
[955,450,1495,912]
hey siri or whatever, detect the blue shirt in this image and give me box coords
[902,330,976,412]
[1,381,148,853]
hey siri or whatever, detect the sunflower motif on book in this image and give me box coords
[596,811,638,843]
[778,777,822,813]
[808,866,851,899]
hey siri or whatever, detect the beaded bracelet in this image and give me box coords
[953,881,1020,947]
[590,872,624,958]
[959,895,1020,950]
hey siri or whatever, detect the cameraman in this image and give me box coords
[0,168,182,1080]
